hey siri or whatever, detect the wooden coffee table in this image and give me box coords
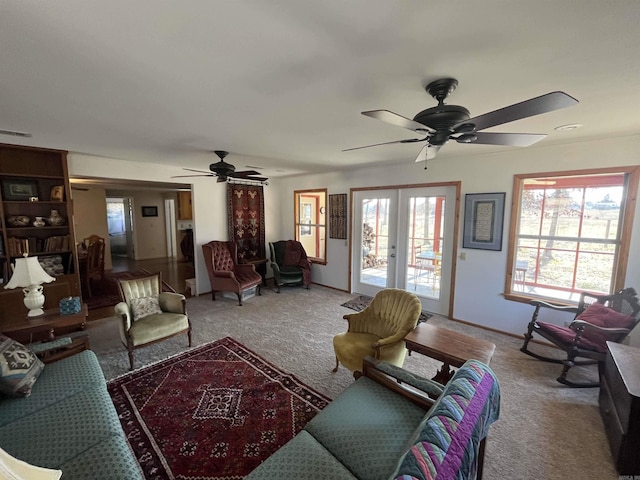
[405,323,496,384]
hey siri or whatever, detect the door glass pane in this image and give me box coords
[360,197,389,287]
[406,195,445,298]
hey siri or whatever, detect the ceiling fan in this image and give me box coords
[172,150,268,183]
[344,78,579,163]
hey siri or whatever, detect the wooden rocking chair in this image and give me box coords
[521,287,640,387]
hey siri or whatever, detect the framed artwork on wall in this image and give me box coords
[141,206,158,217]
[463,192,506,251]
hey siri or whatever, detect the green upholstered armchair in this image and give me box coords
[115,272,192,370]
[269,240,311,293]
[333,288,422,374]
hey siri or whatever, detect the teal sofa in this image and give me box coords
[0,350,143,479]
[246,357,500,480]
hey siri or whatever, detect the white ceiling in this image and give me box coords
[1,1,640,179]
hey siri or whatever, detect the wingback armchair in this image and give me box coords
[202,240,262,306]
[269,240,311,293]
[333,288,422,375]
[115,272,192,370]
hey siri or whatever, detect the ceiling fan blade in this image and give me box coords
[343,137,427,152]
[458,91,579,132]
[170,174,213,178]
[231,173,268,181]
[233,170,262,176]
[414,144,442,162]
[182,168,213,174]
[362,110,435,134]
[463,132,547,147]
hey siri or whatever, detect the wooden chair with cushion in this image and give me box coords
[521,287,640,387]
[115,272,192,370]
[333,288,422,375]
[202,240,262,306]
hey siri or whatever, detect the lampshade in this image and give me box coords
[5,256,55,289]
[4,255,56,317]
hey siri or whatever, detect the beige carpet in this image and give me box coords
[85,285,617,480]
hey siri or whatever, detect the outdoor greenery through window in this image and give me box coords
[507,168,639,303]
[294,189,327,263]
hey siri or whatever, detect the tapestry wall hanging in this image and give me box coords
[227,183,266,261]
[329,193,348,239]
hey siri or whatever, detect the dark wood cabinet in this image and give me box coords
[599,341,640,475]
[0,143,80,324]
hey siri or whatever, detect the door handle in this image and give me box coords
[390,253,396,258]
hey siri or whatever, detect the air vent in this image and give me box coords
[0,129,32,138]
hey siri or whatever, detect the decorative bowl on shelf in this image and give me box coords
[6,215,30,227]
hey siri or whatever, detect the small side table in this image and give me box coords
[240,258,268,285]
[2,304,88,345]
[405,323,496,384]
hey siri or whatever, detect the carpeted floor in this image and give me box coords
[85,285,618,480]
[108,337,329,479]
[341,294,433,323]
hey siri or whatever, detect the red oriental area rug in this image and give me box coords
[107,337,330,479]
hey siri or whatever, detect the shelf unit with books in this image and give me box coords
[0,143,81,324]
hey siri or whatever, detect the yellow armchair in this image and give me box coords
[333,288,422,374]
[115,272,192,370]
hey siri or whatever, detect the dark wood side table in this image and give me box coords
[1,303,88,345]
[404,323,496,384]
[599,341,640,475]
[240,258,268,285]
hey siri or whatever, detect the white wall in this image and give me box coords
[68,135,640,343]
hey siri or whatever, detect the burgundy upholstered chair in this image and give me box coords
[202,241,262,306]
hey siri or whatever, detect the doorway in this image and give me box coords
[106,197,134,259]
[351,185,457,316]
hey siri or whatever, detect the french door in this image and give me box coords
[351,186,456,316]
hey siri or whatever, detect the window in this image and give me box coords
[294,189,327,263]
[505,167,639,303]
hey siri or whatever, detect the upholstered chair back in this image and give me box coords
[208,241,237,272]
[118,274,162,307]
[362,288,422,339]
[270,240,287,267]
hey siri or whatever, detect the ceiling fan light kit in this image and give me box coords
[345,77,579,162]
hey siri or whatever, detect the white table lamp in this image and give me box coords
[4,254,56,317]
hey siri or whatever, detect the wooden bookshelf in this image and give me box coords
[0,143,80,324]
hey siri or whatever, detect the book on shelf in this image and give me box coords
[6,235,71,256]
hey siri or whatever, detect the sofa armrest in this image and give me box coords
[362,356,437,410]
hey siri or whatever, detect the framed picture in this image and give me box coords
[1,179,39,201]
[50,185,64,201]
[141,206,158,217]
[463,192,506,251]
